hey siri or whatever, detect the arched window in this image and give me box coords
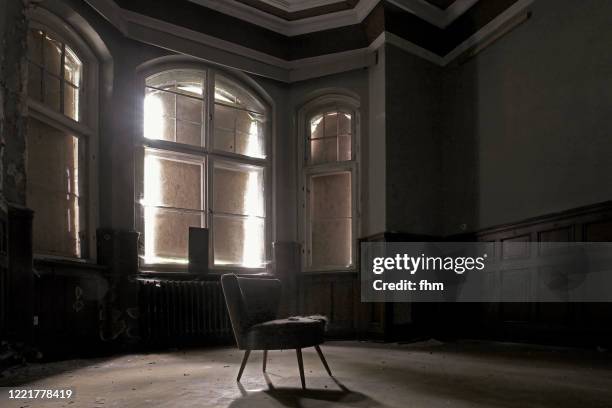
[298,94,360,271]
[26,8,99,259]
[138,67,270,270]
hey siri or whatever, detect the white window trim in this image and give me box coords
[26,7,100,262]
[135,64,273,273]
[297,93,361,273]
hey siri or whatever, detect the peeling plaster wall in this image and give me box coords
[0,0,29,205]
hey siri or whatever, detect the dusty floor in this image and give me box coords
[0,340,611,407]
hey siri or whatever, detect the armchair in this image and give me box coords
[220,274,332,388]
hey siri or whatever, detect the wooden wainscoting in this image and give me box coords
[466,201,612,346]
[298,272,360,339]
[298,201,612,346]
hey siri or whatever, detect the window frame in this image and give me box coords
[297,94,361,273]
[136,64,272,273]
[26,7,100,261]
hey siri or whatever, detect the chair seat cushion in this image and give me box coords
[243,316,326,350]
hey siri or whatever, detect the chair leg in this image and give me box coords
[262,350,268,372]
[237,350,251,382]
[296,348,306,389]
[315,345,333,377]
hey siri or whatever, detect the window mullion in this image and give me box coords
[60,43,66,115]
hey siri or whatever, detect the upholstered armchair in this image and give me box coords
[220,274,332,388]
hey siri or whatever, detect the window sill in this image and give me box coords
[300,268,357,275]
[33,255,107,272]
[137,270,272,281]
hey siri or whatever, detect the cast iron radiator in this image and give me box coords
[138,280,233,346]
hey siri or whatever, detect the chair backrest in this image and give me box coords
[221,274,281,349]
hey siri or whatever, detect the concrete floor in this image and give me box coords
[1,340,611,407]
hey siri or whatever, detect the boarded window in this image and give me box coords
[308,172,352,268]
[144,70,205,147]
[142,69,268,268]
[212,161,265,267]
[309,112,352,164]
[27,29,82,121]
[143,150,205,264]
[26,118,83,258]
[213,75,266,159]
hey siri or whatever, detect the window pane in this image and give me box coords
[144,207,203,263]
[177,121,201,146]
[339,112,351,135]
[64,83,79,121]
[28,62,42,102]
[311,219,351,268]
[310,137,337,164]
[213,104,236,153]
[213,163,264,217]
[215,74,264,114]
[145,88,175,118]
[144,89,175,141]
[27,118,82,258]
[213,78,267,158]
[214,104,235,130]
[28,29,43,65]
[146,70,205,98]
[213,127,234,152]
[310,115,324,139]
[324,112,338,137]
[308,111,352,163]
[44,73,61,112]
[338,134,351,161]
[309,171,352,269]
[144,151,203,210]
[213,215,264,267]
[43,34,62,77]
[311,172,351,219]
[176,94,202,123]
[64,46,82,86]
[235,111,265,158]
[144,70,206,146]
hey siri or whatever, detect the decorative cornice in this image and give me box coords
[84,0,534,82]
[187,0,377,36]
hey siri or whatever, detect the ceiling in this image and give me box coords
[188,0,480,31]
[206,0,360,21]
[424,0,457,9]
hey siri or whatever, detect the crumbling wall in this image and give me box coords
[0,0,28,206]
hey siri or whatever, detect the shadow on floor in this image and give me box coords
[230,375,387,408]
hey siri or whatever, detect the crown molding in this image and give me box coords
[84,0,533,82]
[387,0,479,28]
[188,0,480,36]
[188,0,378,36]
[253,0,346,12]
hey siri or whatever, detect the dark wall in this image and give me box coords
[0,0,28,206]
[385,44,444,236]
[440,0,612,235]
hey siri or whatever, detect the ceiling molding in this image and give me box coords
[188,0,378,36]
[255,0,348,12]
[83,0,533,82]
[188,0,479,35]
[387,0,479,28]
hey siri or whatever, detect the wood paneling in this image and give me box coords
[471,201,612,346]
[298,272,357,337]
[298,201,612,346]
